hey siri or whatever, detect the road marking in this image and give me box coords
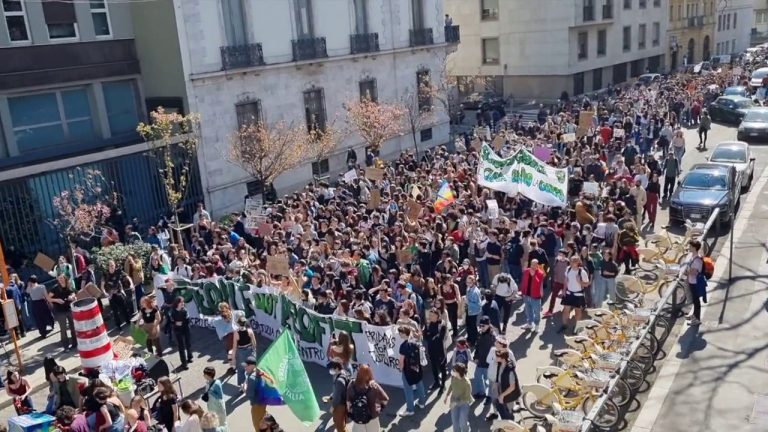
[630,161,768,432]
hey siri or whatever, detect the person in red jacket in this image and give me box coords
[520,259,545,332]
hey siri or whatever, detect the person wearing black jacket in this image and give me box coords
[101,260,132,329]
[171,297,193,370]
[423,309,448,390]
[471,317,496,403]
[492,350,521,421]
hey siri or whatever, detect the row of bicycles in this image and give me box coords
[491,222,704,432]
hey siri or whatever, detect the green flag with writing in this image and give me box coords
[257,331,321,425]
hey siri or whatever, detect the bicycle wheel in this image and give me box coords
[653,315,672,343]
[522,390,554,417]
[634,342,655,374]
[616,279,642,302]
[623,360,646,391]
[659,280,688,309]
[642,331,660,356]
[592,398,622,430]
[610,378,633,407]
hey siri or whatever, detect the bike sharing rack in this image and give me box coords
[579,208,722,432]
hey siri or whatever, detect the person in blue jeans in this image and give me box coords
[472,317,495,403]
[443,363,472,432]
[398,326,426,416]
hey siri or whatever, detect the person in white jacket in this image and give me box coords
[491,273,518,333]
[485,336,517,422]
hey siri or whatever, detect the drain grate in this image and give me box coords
[749,394,768,424]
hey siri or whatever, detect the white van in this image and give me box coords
[711,55,731,66]
[750,67,768,87]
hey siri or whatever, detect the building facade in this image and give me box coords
[714,0,752,56]
[753,0,768,40]
[667,0,716,70]
[445,0,668,101]
[0,0,202,257]
[169,0,457,216]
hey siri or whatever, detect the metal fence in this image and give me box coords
[0,148,204,263]
[580,207,721,431]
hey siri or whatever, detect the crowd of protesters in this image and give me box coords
[1,60,752,431]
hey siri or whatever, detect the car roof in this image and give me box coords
[716,95,750,102]
[724,86,746,90]
[712,141,748,151]
[689,163,731,173]
[752,67,768,74]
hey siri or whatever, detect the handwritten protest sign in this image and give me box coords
[582,181,599,195]
[406,200,422,220]
[365,168,385,181]
[613,128,625,138]
[577,111,594,137]
[343,169,357,183]
[562,133,576,143]
[486,199,499,219]
[368,189,381,209]
[266,255,290,277]
[245,197,262,215]
[34,253,56,272]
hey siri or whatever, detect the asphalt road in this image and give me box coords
[3,121,766,432]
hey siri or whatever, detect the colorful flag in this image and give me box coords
[433,180,456,213]
[257,331,321,425]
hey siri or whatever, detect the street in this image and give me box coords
[2,121,765,431]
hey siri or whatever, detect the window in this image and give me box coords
[652,22,660,46]
[653,0,660,6]
[678,5,682,19]
[638,23,646,49]
[597,29,607,55]
[2,0,29,42]
[622,25,631,51]
[416,69,432,111]
[583,0,594,21]
[304,88,326,132]
[420,128,432,142]
[578,32,588,59]
[482,38,500,64]
[311,158,330,177]
[8,88,95,153]
[293,0,314,38]
[359,79,378,102]
[573,72,584,96]
[411,0,425,30]
[733,12,737,28]
[623,0,631,10]
[669,5,673,20]
[726,13,731,30]
[90,1,111,37]
[102,81,140,135]
[42,0,78,40]
[222,0,247,45]
[481,0,499,20]
[717,15,722,31]
[235,100,262,129]
[352,0,368,34]
[639,0,646,8]
[602,0,613,19]
[592,68,602,91]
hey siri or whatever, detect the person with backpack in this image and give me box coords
[346,364,389,432]
[684,240,706,326]
[397,326,426,416]
[481,289,501,332]
[559,256,589,335]
[325,361,351,432]
[449,338,471,368]
[491,273,516,332]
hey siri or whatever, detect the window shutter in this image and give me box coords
[43,0,77,24]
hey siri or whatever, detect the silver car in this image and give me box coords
[707,141,755,192]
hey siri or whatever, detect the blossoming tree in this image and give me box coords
[344,98,406,152]
[50,168,115,244]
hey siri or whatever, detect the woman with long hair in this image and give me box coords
[178,400,204,432]
[171,297,193,370]
[156,376,179,432]
[129,394,152,426]
[346,365,389,431]
[214,302,238,370]
[232,317,257,392]
[26,275,54,338]
[6,367,33,414]
[327,330,355,374]
[139,295,163,358]
[202,367,227,430]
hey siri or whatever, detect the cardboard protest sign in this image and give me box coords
[410,185,421,199]
[266,254,290,277]
[34,253,56,272]
[365,168,385,181]
[343,169,357,183]
[470,138,482,151]
[582,182,600,195]
[406,200,422,220]
[244,197,262,215]
[492,134,505,150]
[368,189,381,209]
[613,128,625,138]
[486,199,499,219]
[577,111,594,137]
[562,133,576,143]
[397,249,413,265]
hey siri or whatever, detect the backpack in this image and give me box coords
[702,256,715,280]
[403,341,421,373]
[409,292,425,317]
[348,385,373,424]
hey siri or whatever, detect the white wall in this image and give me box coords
[715,0,753,54]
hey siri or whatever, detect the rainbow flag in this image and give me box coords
[433,180,456,213]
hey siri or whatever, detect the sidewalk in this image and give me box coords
[630,163,768,431]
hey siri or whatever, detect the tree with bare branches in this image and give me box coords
[401,70,438,155]
[344,98,406,152]
[50,168,117,244]
[227,119,340,199]
[137,107,201,244]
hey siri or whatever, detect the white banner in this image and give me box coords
[477,144,568,207]
[165,279,406,388]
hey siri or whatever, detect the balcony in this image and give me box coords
[220,43,264,70]
[350,33,380,54]
[687,16,705,27]
[445,25,460,44]
[292,37,328,62]
[409,28,434,47]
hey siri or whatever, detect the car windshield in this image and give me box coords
[735,100,754,108]
[743,110,768,122]
[752,70,768,79]
[724,87,744,95]
[681,172,728,190]
[710,147,747,163]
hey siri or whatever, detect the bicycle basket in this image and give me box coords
[631,308,652,324]
[556,410,584,432]
[582,369,612,388]
[595,352,623,370]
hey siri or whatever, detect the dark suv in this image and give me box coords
[669,163,740,227]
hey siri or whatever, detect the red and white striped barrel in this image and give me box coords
[72,298,113,368]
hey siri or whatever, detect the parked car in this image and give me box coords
[669,163,740,227]
[708,96,754,124]
[749,67,768,87]
[461,92,505,110]
[706,141,755,192]
[737,107,768,141]
[711,55,732,66]
[637,73,661,86]
[722,86,749,98]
